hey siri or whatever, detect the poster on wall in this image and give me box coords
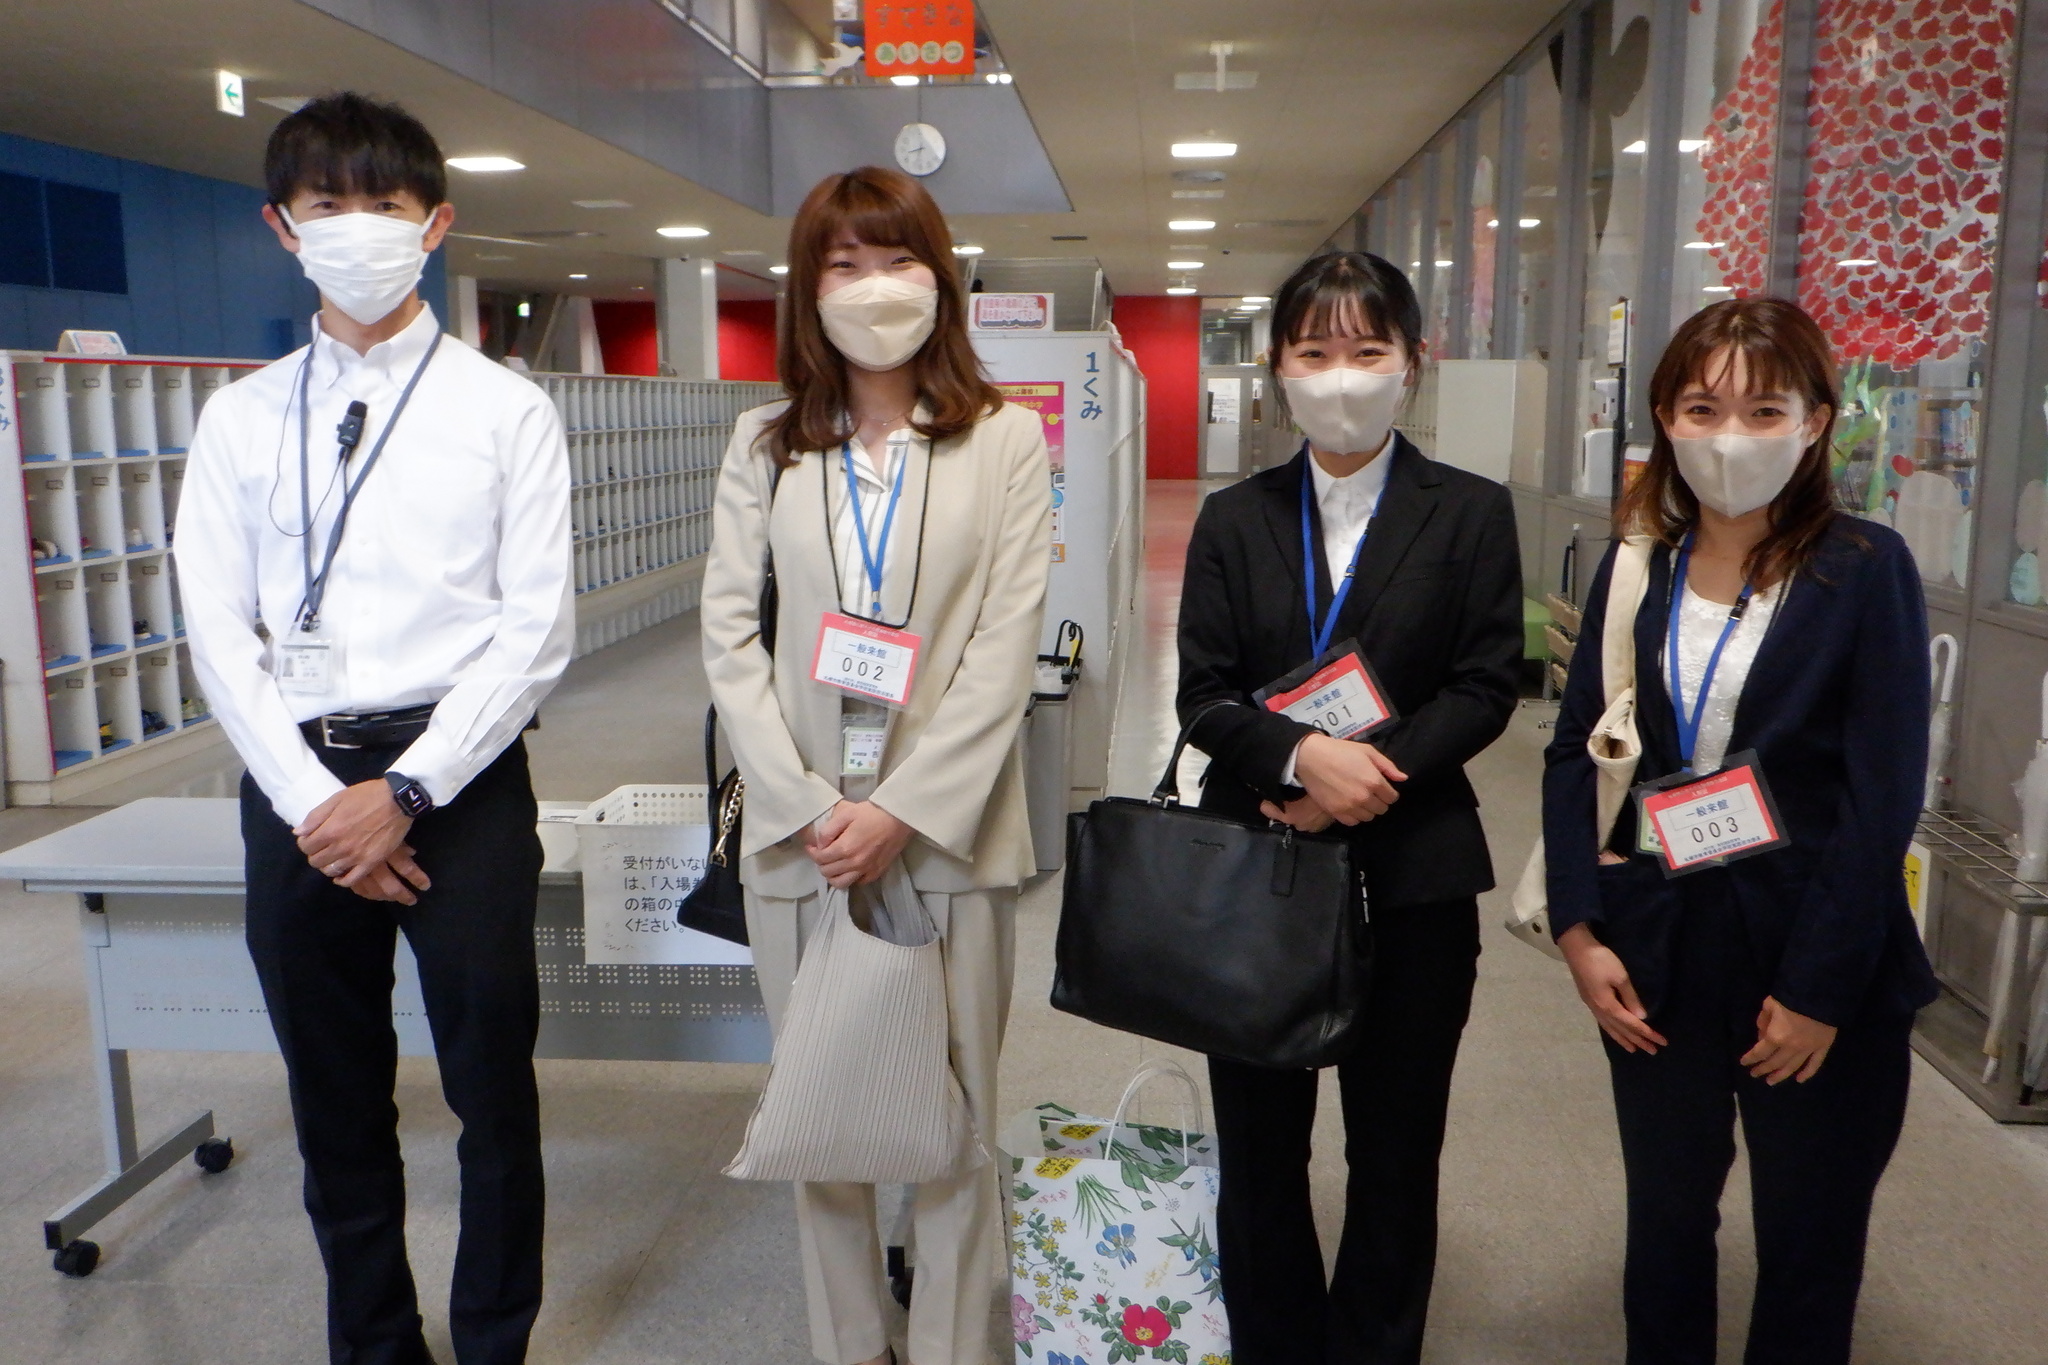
[995,380,1065,561]
[863,0,975,78]
[970,293,1054,332]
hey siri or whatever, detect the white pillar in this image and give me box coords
[656,256,720,379]
[451,274,482,347]
[573,297,604,374]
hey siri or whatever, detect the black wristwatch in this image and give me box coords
[384,772,435,817]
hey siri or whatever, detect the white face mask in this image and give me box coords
[817,273,939,371]
[1281,366,1408,456]
[1669,431,1807,518]
[281,207,432,326]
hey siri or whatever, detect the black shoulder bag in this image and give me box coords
[1050,702,1372,1069]
[678,459,783,946]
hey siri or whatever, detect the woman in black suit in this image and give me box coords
[1176,251,1524,1364]
[1542,297,1938,1365]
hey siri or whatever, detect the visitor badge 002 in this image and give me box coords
[1252,636,1396,742]
[1632,749,1789,877]
[812,611,921,708]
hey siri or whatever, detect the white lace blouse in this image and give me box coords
[1660,578,1784,774]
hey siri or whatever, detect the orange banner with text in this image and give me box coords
[863,0,975,78]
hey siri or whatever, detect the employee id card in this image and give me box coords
[274,626,339,696]
[812,611,921,708]
[1252,637,1397,741]
[1632,749,1789,877]
[842,714,889,775]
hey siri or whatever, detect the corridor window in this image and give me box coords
[1678,0,1784,319]
[1468,95,1503,360]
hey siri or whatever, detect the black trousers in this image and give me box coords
[242,738,546,1365]
[1208,895,1481,1365]
[1604,874,1912,1365]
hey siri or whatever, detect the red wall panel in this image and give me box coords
[1111,295,1202,479]
[718,300,779,382]
[591,300,659,376]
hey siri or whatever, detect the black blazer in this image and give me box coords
[1176,438,1524,909]
[1541,516,1940,1027]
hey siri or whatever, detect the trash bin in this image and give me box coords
[1025,620,1083,873]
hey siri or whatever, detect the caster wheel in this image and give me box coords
[53,1240,100,1277]
[194,1137,234,1175]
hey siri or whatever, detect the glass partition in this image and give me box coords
[1428,145,1459,356]
[1676,0,1784,321]
[1513,63,1564,364]
[1469,96,1504,359]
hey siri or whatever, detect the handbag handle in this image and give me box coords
[1151,699,1242,806]
[702,704,721,786]
[1109,1060,1203,1167]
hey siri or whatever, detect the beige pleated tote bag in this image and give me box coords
[1508,534,1654,959]
[725,865,985,1184]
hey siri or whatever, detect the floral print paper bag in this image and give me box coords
[1001,1063,1231,1365]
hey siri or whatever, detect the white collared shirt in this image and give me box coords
[175,305,574,824]
[829,427,921,623]
[1283,440,1394,789]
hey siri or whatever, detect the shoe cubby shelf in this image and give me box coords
[2,354,780,804]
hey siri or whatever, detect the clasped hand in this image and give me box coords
[295,780,431,905]
[804,799,915,889]
[1261,733,1408,832]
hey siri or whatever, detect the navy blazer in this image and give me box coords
[1178,438,1523,909]
[1542,515,1940,1027]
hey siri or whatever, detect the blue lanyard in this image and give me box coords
[1666,534,1754,770]
[841,439,908,618]
[1299,445,1379,660]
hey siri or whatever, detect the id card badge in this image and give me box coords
[841,716,888,775]
[1632,749,1789,877]
[275,626,339,696]
[812,611,921,708]
[1251,636,1397,741]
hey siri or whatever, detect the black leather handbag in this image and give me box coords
[1050,704,1372,1070]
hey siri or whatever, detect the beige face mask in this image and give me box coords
[818,273,940,371]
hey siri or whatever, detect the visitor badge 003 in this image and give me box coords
[812,611,921,708]
[1632,749,1789,877]
[1252,637,1397,742]
[275,628,338,696]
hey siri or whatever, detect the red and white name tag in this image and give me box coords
[812,611,921,708]
[1636,754,1788,875]
[1254,641,1395,741]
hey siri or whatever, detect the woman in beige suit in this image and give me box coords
[700,165,1053,1365]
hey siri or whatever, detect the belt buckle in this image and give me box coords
[319,715,363,750]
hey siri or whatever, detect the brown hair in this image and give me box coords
[1620,296,1841,587]
[765,166,1002,466]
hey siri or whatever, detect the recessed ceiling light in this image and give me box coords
[1172,142,1237,158]
[447,156,526,173]
[657,225,711,238]
[1241,295,1271,304]
[1683,241,1724,250]
[573,199,632,209]
[890,74,920,86]
[1166,286,1199,295]
[1702,286,1734,293]
[953,244,985,255]
[1435,259,1452,267]
[1520,217,1541,227]
[770,265,790,275]
[1167,260,1205,269]
[984,71,1013,84]
[1838,257,1877,266]
[1678,139,1707,152]
[1169,220,1216,231]
[569,273,588,279]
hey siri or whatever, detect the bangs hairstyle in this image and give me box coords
[1620,296,1841,587]
[766,166,1002,466]
[264,92,447,212]
[1266,251,1422,417]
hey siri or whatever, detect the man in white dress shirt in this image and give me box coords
[175,94,571,1365]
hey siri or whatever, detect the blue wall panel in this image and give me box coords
[0,132,451,360]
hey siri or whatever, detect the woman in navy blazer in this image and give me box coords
[1542,297,1937,1365]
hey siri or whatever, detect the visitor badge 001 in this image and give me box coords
[1252,637,1396,742]
[1633,749,1789,877]
[812,611,921,708]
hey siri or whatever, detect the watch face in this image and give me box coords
[894,122,947,177]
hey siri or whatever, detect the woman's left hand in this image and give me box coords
[804,800,916,888]
[1259,795,1335,833]
[1741,996,1837,1084]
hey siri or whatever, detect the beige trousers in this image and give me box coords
[746,884,1018,1365]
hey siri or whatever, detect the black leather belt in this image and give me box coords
[300,703,437,751]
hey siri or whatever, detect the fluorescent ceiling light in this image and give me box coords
[1682,241,1724,250]
[953,244,985,255]
[1167,260,1205,269]
[985,71,1013,83]
[890,74,920,86]
[1520,217,1541,228]
[1166,286,1198,294]
[1838,258,1877,266]
[1435,259,1452,267]
[770,265,790,275]
[447,156,526,173]
[1171,142,1237,158]
[573,199,632,209]
[1240,295,1271,304]
[1702,286,1734,293]
[1679,139,1708,152]
[1169,219,1216,231]
[658,225,711,238]
[1487,220,1499,228]
[1621,140,1647,154]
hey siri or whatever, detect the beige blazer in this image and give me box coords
[701,400,1054,896]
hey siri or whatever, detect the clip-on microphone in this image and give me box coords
[335,401,368,461]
